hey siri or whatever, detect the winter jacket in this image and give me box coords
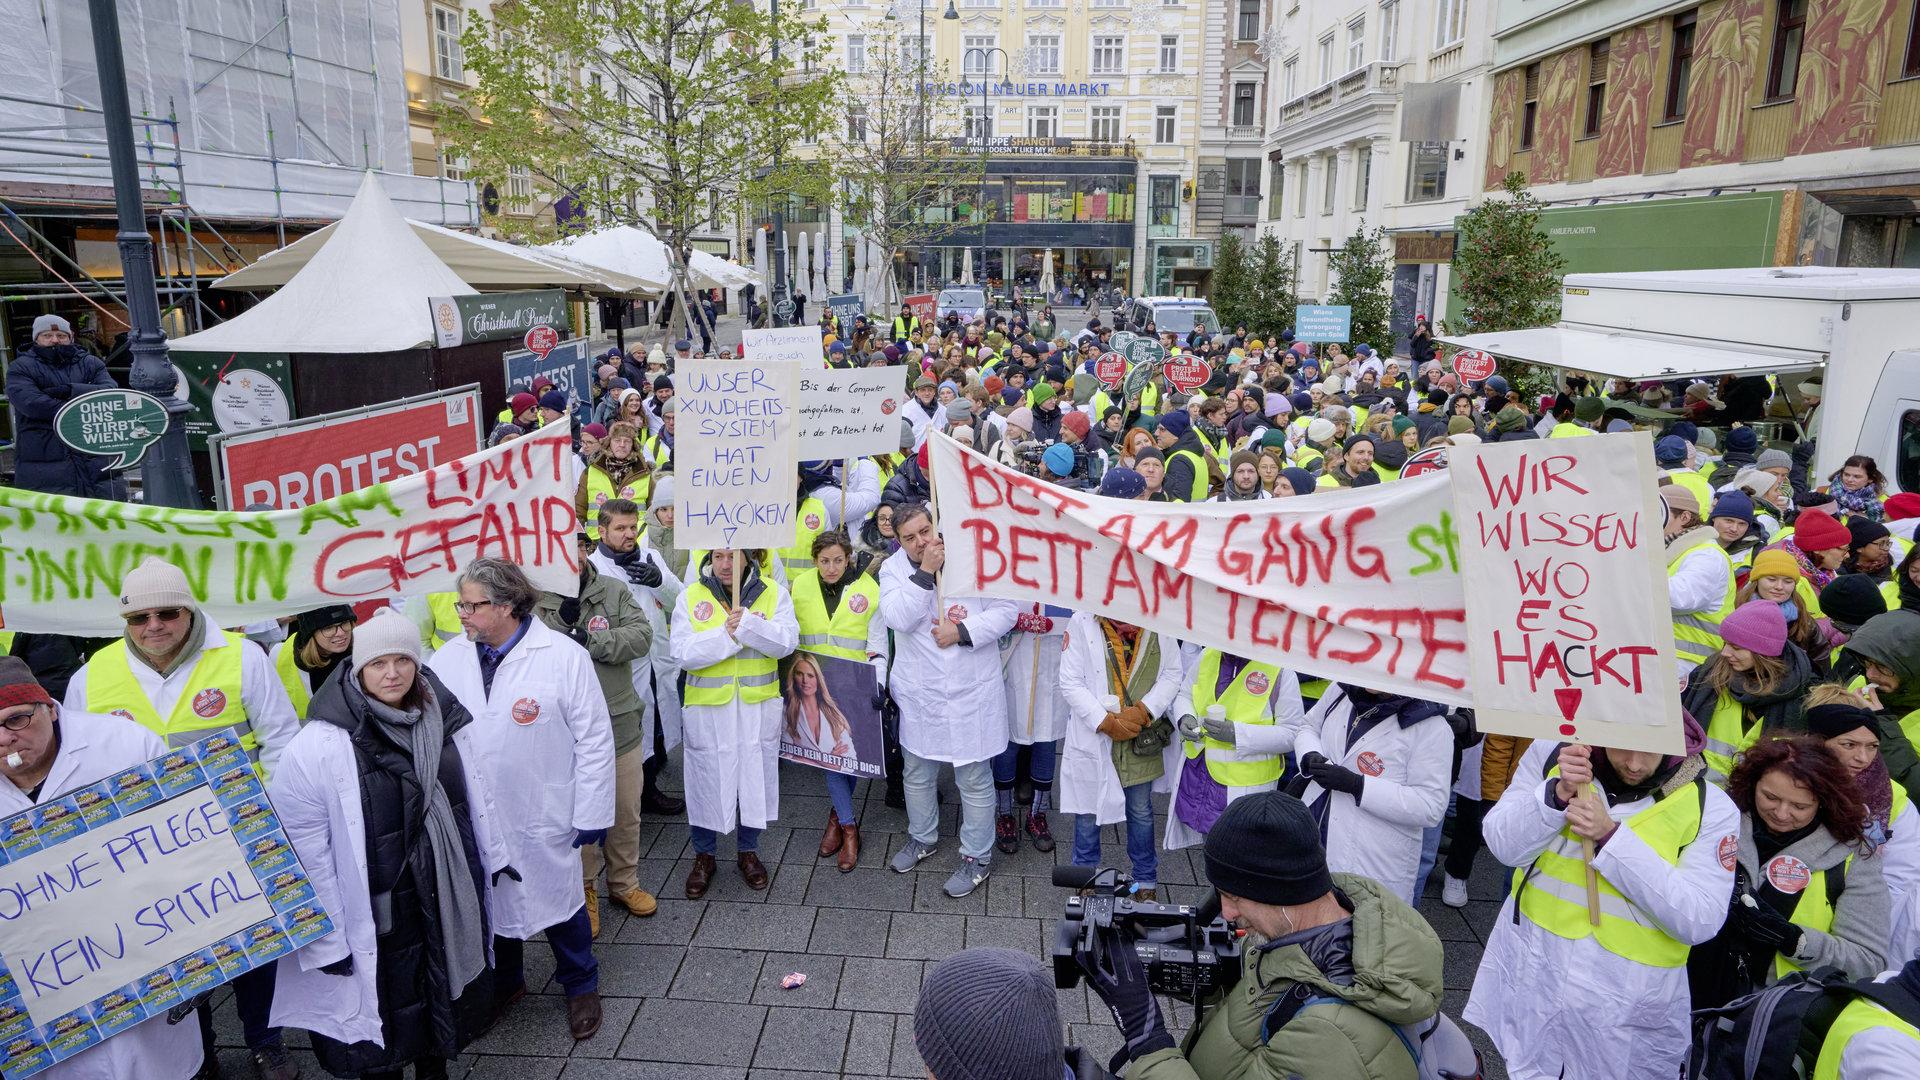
[534,562,653,755]
[1134,874,1444,1080]
[1478,734,1533,803]
[1840,610,1920,801]
[3,343,121,497]
[880,456,931,510]
[1680,645,1814,738]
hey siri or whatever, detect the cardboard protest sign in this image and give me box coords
[53,391,168,470]
[674,360,799,550]
[1294,305,1353,344]
[0,424,579,637]
[797,370,905,458]
[211,387,483,510]
[0,730,330,1078]
[927,434,1473,702]
[1449,434,1682,754]
[1451,349,1497,382]
[1093,353,1126,389]
[742,326,825,365]
[779,653,885,779]
[504,337,592,426]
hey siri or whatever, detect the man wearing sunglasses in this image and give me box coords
[62,555,302,1080]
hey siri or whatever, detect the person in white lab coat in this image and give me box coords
[879,503,1019,898]
[1812,959,1920,1077]
[1164,647,1305,851]
[1464,732,1738,1080]
[1662,484,1737,678]
[586,498,686,821]
[1057,612,1183,896]
[0,658,200,1080]
[1293,684,1456,905]
[269,611,511,1080]
[670,547,798,898]
[994,601,1072,855]
[426,558,615,1043]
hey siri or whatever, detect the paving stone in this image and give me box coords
[461,1056,566,1080]
[843,1011,898,1075]
[805,864,917,911]
[695,900,817,950]
[620,997,766,1066]
[467,992,579,1057]
[751,1005,851,1072]
[670,946,768,1002]
[808,906,891,957]
[751,953,845,1009]
[964,914,1045,953]
[593,942,686,998]
[568,1063,745,1080]
[612,897,706,944]
[885,911,966,961]
[834,956,924,1014]
[569,994,642,1058]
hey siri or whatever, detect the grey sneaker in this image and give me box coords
[942,855,991,898]
[889,838,938,873]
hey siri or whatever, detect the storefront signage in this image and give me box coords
[944,136,1135,158]
[428,289,567,349]
[923,81,1113,97]
[1393,233,1455,264]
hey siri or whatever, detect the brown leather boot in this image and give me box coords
[737,850,770,890]
[837,823,861,873]
[567,990,602,1040]
[685,853,716,899]
[818,809,844,858]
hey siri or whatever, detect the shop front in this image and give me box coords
[1391,230,1452,352]
[1146,238,1213,296]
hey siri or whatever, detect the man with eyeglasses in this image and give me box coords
[63,555,301,1080]
[0,656,205,1078]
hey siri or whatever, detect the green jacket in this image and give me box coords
[535,562,652,754]
[1134,875,1444,1080]
[1841,609,1920,801]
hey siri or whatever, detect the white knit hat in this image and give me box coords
[119,556,195,615]
[1306,418,1336,445]
[351,609,422,670]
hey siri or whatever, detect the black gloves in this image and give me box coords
[492,865,522,886]
[871,688,888,713]
[1305,755,1365,798]
[1732,896,1803,957]
[573,828,609,849]
[558,598,583,626]
[1077,922,1175,1066]
[624,558,662,589]
[320,956,354,977]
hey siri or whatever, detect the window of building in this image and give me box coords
[849,105,869,141]
[964,0,996,6]
[847,34,867,73]
[433,4,463,81]
[1159,35,1180,72]
[1092,0,1125,7]
[1520,62,1540,149]
[1379,0,1399,61]
[1583,39,1609,137]
[1283,56,1299,98]
[1155,104,1178,143]
[1091,35,1125,73]
[507,164,533,210]
[1268,158,1285,217]
[1907,0,1920,77]
[1028,105,1059,137]
[1318,33,1335,81]
[1227,158,1261,196]
[1028,34,1061,74]
[1347,17,1366,71]
[1353,148,1371,208]
[439,148,467,181]
[1407,141,1447,201]
[1434,0,1466,49]
[1238,0,1262,40]
[903,35,930,68]
[1295,162,1308,216]
[1665,10,1697,121]
[1321,155,1337,213]
[1028,0,1063,7]
[964,105,993,138]
[1232,82,1257,126]
[1150,176,1180,227]
[963,35,996,74]
[1090,104,1122,142]
[1765,0,1807,101]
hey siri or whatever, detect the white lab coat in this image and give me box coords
[267,710,510,1046]
[588,543,685,758]
[668,577,798,834]
[835,458,884,529]
[64,617,301,777]
[1882,799,1920,964]
[1837,971,1920,1075]
[1161,656,1307,850]
[1293,689,1455,904]
[1464,740,1738,1080]
[427,619,615,937]
[1056,612,1183,824]
[877,549,1019,765]
[1001,603,1071,745]
[3,711,199,1080]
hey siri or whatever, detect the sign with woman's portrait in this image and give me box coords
[779,653,885,778]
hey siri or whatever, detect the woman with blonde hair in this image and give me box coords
[785,652,855,760]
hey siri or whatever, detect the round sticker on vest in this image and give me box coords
[1244,670,1270,695]
[848,593,869,614]
[1356,751,1385,777]
[587,615,610,632]
[805,513,822,530]
[946,604,969,623]
[191,688,228,718]
[1718,835,1739,871]
[693,601,715,622]
[511,697,542,725]
[1766,855,1812,894]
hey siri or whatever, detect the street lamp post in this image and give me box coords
[86,0,198,508]
[962,46,1005,293]
[770,0,790,326]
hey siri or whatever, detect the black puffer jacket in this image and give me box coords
[3,343,121,497]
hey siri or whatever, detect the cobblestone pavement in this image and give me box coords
[213,757,1511,1079]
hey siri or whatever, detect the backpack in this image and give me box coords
[1264,993,1483,1080]
[1689,967,1920,1080]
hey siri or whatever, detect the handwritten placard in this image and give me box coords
[1450,433,1682,754]
[0,731,331,1078]
[798,370,905,459]
[742,326,826,365]
[675,360,799,550]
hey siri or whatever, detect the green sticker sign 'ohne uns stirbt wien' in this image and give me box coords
[53,390,170,469]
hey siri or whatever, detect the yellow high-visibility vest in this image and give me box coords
[271,640,312,721]
[1670,536,1737,667]
[790,570,878,662]
[1168,447,1210,502]
[1773,857,1847,979]
[1182,650,1285,787]
[1813,996,1920,1080]
[86,633,259,765]
[1702,690,1763,785]
[425,592,463,649]
[777,496,831,576]
[681,581,781,707]
[583,466,652,542]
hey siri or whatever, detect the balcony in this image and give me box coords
[1276,61,1403,134]
[1430,43,1464,80]
[1227,124,1263,142]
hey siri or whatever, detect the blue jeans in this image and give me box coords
[905,750,996,861]
[992,739,1057,787]
[1070,783,1158,887]
[1415,794,1452,902]
[495,905,598,997]
[691,824,762,854]
[826,772,859,825]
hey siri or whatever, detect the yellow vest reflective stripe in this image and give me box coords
[0,631,12,655]
[1814,997,1920,1080]
[790,570,877,661]
[272,641,312,721]
[1292,446,1324,471]
[1774,858,1847,979]
[1168,448,1210,502]
[1879,580,1900,610]
[893,314,918,339]
[1372,464,1400,483]
[86,633,259,763]
[1702,691,1762,784]
[1668,470,1716,521]
[427,592,464,647]
[583,466,652,541]
[1514,771,1703,968]
[1298,677,1330,702]
[1670,536,1737,664]
[1182,650,1285,787]
[778,496,831,574]
[1199,430,1228,465]
[682,582,781,706]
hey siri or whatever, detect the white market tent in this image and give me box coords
[170,172,477,354]
[540,225,758,293]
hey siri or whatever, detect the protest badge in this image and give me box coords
[1448,433,1681,754]
[778,653,886,779]
[0,423,579,637]
[797,370,905,458]
[0,730,331,1079]
[504,336,592,426]
[825,295,865,326]
[674,359,799,550]
[926,433,1472,703]
[743,326,826,365]
[210,386,483,509]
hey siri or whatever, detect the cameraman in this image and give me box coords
[1081,791,1445,1080]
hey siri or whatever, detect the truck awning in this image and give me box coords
[1437,325,1826,380]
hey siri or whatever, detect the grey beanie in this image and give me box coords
[914,948,1064,1080]
[1755,447,1792,472]
[31,314,71,339]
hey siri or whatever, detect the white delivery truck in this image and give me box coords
[1439,266,1920,494]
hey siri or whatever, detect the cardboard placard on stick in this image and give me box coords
[674,360,800,551]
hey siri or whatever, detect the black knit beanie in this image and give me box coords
[914,948,1064,1080]
[1819,574,1887,633]
[1203,791,1334,906]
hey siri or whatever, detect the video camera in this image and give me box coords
[1050,866,1243,1001]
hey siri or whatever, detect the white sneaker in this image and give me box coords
[1441,875,1469,908]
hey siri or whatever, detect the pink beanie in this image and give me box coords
[1720,599,1788,656]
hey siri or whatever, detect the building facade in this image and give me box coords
[1195,0,1271,247]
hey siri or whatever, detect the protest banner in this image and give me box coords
[796,370,904,458]
[904,293,936,325]
[0,424,579,637]
[428,289,567,349]
[1449,433,1681,754]
[926,433,1473,702]
[674,359,799,550]
[779,653,885,779]
[0,730,331,1078]
[210,386,483,510]
[825,294,865,326]
[1294,305,1354,344]
[168,353,295,451]
[504,337,592,426]
[53,391,168,469]
[742,325,825,365]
